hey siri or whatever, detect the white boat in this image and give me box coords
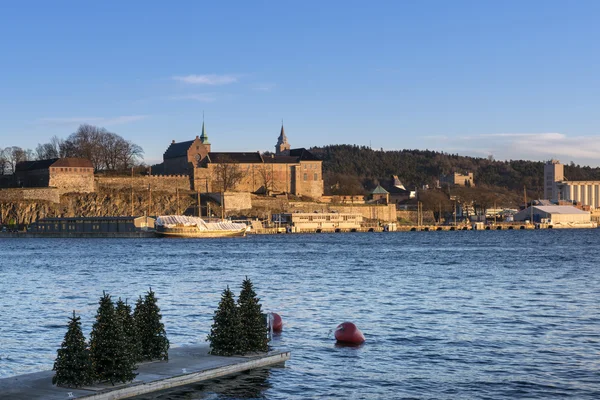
[155,215,248,238]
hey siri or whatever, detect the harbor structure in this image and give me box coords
[513,205,594,227]
[273,212,363,232]
[543,159,600,209]
[544,159,564,201]
[559,181,600,209]
[0,345,290,400]
[30,216,155,234]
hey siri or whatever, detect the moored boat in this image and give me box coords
[155,215,247,238]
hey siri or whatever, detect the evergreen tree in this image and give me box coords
[207,286,243,356]
[134,288,169,361]
[52,311,94,387]
[238,277,269,353]
[115,298,141,364]
[89,291,137,385]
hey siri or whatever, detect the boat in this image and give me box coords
[155,215,248,238]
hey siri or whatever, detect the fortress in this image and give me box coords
[4,124,324,201]
[153,123,324,199]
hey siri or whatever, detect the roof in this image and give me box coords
[164,140,194,159]
[37,216,149,222]
[263,155,299,164]
[15,158,92,172]
[52,158,93,168]
[16,160,56,172]
[386,185,410,194]
[289,148,320,161]
[207,152,264,163]
[371,185,389,194]
[533,205,589,214]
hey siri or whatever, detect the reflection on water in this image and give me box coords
[133,367,275,400]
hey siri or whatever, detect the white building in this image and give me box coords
[544,159,563,201]
[543,159,600,209]
[514,205,592,227]
[559,181,600,209]
[273,212,363,231]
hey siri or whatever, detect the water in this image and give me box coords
[1,231,599,399]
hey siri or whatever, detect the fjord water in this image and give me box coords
[1,230,599,399]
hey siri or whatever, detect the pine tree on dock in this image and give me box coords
[238,277,269,353]
[90,291,137,385]
[52,311,94,387]
[207,286,243,356]
[116,298,140,364]
[134,288,169,361]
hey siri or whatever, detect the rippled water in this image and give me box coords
[1,231,599,399]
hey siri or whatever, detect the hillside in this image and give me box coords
[312,145,600,200]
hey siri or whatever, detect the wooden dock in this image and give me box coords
[0,345,290,400]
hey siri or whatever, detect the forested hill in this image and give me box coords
[311,144,600,195]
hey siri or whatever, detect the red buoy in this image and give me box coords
[334,322,365,345]
[271,312,283,332]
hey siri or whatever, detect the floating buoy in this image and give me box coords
[334,322,365,345]
[271,312,283,332]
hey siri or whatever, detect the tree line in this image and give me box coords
[1,124,144,174]
[313,144,600,198]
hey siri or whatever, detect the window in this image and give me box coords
[304,164,307,169]
[304,173,307,181]
[314,173,318,180]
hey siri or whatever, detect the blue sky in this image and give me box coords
[1,1,600,166]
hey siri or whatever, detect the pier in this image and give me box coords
[0,345,290,400]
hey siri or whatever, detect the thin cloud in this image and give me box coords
[167,94,216,102]
[39,115,148,126]
[423,132,600,164]
[172,74,239,85]
[252,83,276,92]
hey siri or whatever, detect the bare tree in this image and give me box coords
[213,157,244,192]
[257,165,273,194]
[0,148,9,175]
[62,124,144,172]
[5,146,29,174]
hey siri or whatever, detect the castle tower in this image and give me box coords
[275,123,290,155]
[199,121,211,152]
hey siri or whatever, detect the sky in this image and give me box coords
[1,1,600,166]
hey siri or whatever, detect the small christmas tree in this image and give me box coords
[134,288,169,361]
[90,291,137,385]
[238,277,269,353]
[52,311,94,387]
[207,286,243,356]
[116,298,140,363]
[133,295,146,362]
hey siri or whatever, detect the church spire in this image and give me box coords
[200,113,210,144]
[275,121,290,155]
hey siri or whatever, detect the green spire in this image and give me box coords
[200,113,210,144]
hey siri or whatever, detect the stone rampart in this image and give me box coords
[96,175,191,193]
[0,188,60,204]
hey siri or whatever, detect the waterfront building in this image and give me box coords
[544,159,564,201]
[559,181,600,209]
[513,205,591,226]
[31,216,155,233]
[542,159,600,209]
[273,212,363,231]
